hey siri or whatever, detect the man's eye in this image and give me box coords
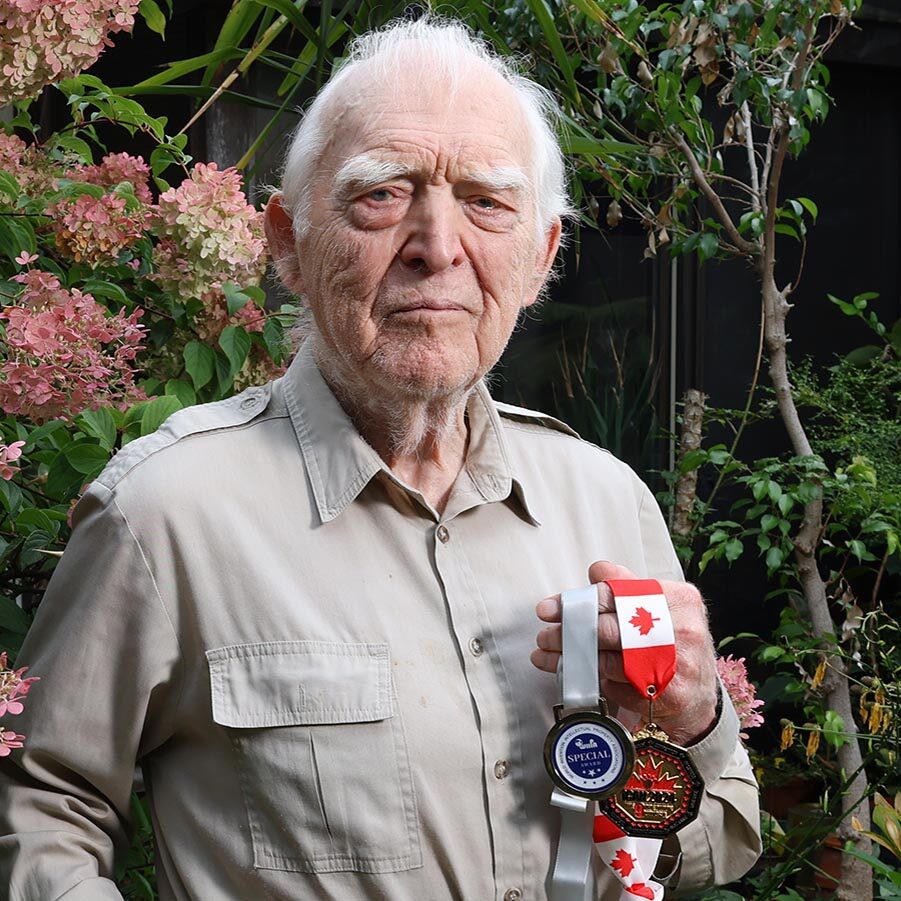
[473,196,499,210]
[367,188,393,202]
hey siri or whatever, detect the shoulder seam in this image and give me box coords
[97,404,288,491]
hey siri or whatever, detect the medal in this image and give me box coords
[544,700,634,801]
[595,578,704,838]
[600,723,703,837]
[546,585,637,900]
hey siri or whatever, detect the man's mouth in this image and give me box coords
[387,299,469,315]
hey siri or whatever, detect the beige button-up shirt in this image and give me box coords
[0,344,761,900]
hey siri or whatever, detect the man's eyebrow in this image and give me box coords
[462,167,530,194]
[332,156,413,196]
[333,156,531,197]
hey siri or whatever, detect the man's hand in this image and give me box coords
[531,561,719,745]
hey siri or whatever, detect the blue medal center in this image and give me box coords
[562,730,614,779]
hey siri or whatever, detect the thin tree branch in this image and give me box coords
[671,132,758,255]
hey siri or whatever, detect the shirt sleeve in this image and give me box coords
[633,475,763,890]
[0,481,182,901]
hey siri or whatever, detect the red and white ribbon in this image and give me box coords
[594,578,675,897]
[593,817,664,900]
[607,579,675,700]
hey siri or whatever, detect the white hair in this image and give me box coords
[278,15,573,244]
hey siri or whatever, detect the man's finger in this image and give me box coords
[588,559,639,584]
[536,595,561,623]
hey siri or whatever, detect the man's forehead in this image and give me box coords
[322,61,530,168]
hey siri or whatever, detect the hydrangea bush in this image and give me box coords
[0,31,294,780]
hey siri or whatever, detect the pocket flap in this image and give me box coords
[206,640,393,727]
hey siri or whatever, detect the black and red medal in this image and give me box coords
[596,579,704,839]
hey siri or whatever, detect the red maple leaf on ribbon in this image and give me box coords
[626,883,655,899]
[611,848,636,878]
[629,606,659,636]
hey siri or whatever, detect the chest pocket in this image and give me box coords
[207,640,422,874]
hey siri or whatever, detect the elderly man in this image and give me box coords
[0,17,760,901]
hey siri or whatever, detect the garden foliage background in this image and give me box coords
[0,1,898,898]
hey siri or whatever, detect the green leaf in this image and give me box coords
[759,645,785,663]
[765,545,784,572]
[777,493,794,516]
[183,341,216,390]
[724,538,743,562]
[222,282,251,316]
[822,709,848,749]
[77,408,117,451]
[219,325,251,380]
[139,0,167,37]
[66,442,111,476]
[0,171,20,200]
[120,49,240,93]
[767,481,783,503]
[697,232,718,262]
[141,395,182,436]
[523,0,578,97]
[774,223,800,240]
[262,316,285,360]
[164,379,197,408]
[0,596,30,635]
[796,196,818,221]
[760,513,780,533]
[81,278,132,307]
[848,539,866,562]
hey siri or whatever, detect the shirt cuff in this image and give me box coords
[685,677,739,785]
[669,679,742,887]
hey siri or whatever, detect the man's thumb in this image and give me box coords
[588,559,638,584]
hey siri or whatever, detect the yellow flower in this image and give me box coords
[811,658,827,690]
[805,728,820,760]
[780,722,795,751]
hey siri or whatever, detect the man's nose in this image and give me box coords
[397,189,467,273]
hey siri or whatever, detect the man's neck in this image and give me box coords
[312,345,471,514]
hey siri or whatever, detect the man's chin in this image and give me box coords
[369,359,476,404]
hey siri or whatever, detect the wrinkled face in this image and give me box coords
[285,64,560,402]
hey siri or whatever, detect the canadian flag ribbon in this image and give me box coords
[593,816,664,900]
[607,579,675,699]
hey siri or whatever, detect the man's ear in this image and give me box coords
[264,193,303,294]
[522,216,562,309]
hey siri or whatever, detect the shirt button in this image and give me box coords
[504,889,522,901]
[240,395,258,410]
[494,759,509,780]
[468,637,484,657]
[436,525,450,543]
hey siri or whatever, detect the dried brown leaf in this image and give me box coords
[606,199,622,227]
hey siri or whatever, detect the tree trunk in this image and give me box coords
[760,270,872,901]
[673,389,706,537]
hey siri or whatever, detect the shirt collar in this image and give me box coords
[281,341,539,525]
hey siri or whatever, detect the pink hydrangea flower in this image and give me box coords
[0,440,25,480]
[48,191,149,268]
[0,269,147,422]
[0,729,25,756]
[0,651,39,718]
[71,152,153,204]
[14,250,37,266]
[0,0,139,103]
[717,655,765,739]
[0,132,57,193]
[152,163,267,304]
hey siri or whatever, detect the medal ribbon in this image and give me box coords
[607,579,675,701]
[594,578,674,900]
